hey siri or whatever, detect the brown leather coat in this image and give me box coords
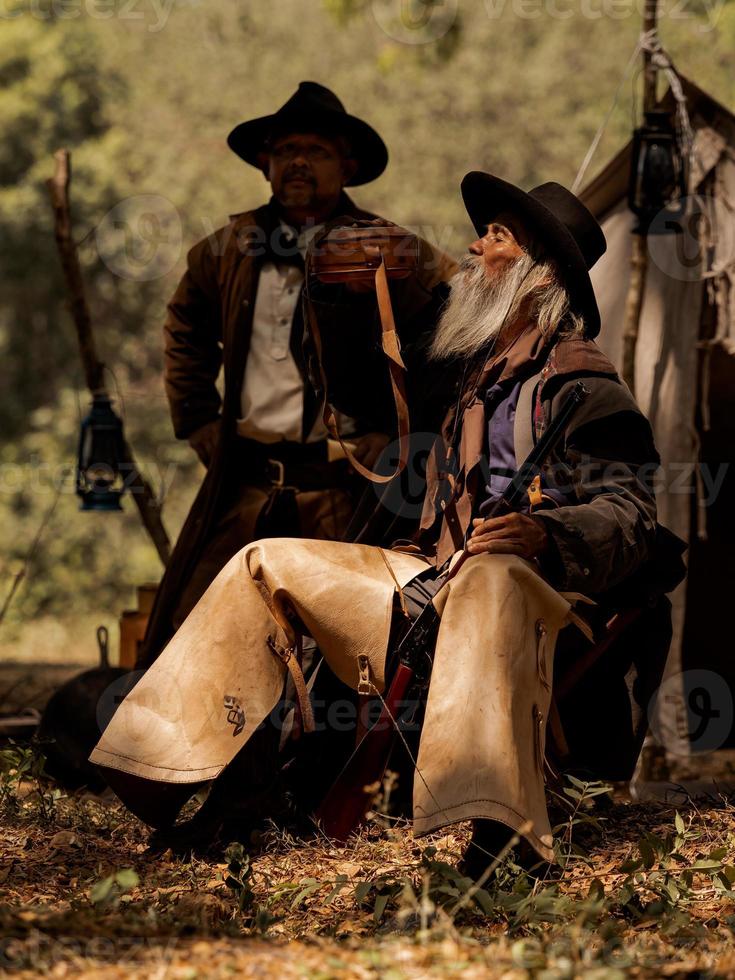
[308,276,685,782]
[141,197,456,666]
[141,194,378,665]
[309,284,663,596]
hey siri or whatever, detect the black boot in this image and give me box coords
[148,723,281,857]
[459,820,557,882]
[459,819,517,881]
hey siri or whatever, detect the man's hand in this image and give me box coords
[350,431,391,470]
[188,419,221,468]
[467,512,549,560]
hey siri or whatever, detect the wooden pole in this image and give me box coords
[621,234,649,391]
[621,0,659,394]
[46,149,171,566]
[627,0,672,782]
[642,0,658,111]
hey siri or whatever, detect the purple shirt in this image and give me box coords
[477,378,571,519]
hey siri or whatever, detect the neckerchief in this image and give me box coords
[420,322,553,565]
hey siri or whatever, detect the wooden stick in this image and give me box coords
[47,150,106,395]
[46,149,171,566]
[621,233,648,394]
[621,0,659,396]
[642,0,658,111]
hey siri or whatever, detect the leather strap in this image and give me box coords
[306,254,410,484]
[267,634,315,734]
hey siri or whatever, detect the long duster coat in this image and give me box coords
[139,194,379,667]
[141,196,457,666]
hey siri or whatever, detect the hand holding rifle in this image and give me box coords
[316,380,589,841]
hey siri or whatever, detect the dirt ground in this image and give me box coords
[2,755,735,980]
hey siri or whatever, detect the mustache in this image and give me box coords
[458,253,481,272]
[429,252,536,361]
[447,254,496,301]
[284,168,315,183]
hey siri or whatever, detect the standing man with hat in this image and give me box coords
[96,172,681,871]
[139,82,454,667]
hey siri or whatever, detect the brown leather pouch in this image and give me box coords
[308,222,418,283]
[305,222,412,485]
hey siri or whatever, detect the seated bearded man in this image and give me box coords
[91,173,675,874]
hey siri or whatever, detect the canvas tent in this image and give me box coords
[579,77,735,759]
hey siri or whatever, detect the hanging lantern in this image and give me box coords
[76,395,127,511]
[628,109,688,235]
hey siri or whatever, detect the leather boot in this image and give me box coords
[148,723,281,856]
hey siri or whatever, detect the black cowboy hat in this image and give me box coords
[460,172,606,337]
[227,81,388,187]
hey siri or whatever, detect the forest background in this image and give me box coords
[2,0,734,662]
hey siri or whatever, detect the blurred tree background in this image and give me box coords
[1,0,733,662]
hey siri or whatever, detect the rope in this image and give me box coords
[640,31,695,170]
[572,37,644,193]
[572,29,694,195]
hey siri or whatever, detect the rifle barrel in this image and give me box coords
[502,380,588,510]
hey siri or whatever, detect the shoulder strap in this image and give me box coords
[306,255,410,484]
[513,367,545,466]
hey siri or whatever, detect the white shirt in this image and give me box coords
[237,223,328,444]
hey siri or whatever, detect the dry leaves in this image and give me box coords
[2,778,735,978]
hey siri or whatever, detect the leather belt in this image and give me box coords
[260,456,349,491]
[234,438,350,492]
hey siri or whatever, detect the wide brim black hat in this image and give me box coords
[460,172,606,337]
[227,81,388,187]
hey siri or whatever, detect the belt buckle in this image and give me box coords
[266,458,286,487]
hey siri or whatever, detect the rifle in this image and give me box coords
[316,380,589,841]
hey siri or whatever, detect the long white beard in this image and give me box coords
[429,252,536,361]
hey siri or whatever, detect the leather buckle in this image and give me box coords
[357,654,372,696]
[265,458,286,487]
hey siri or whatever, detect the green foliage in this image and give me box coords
[3,761,735,971]
[0,11,129,439]
[212,778,735,965]
[322,0,369,25]
[358,785,735,940]
[224,842,278,932]
[0,741,60,820]
[89,867,140,909]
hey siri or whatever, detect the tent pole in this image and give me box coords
[622,235,648,392]
[621,0,659,395]
[47,149,171,567]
